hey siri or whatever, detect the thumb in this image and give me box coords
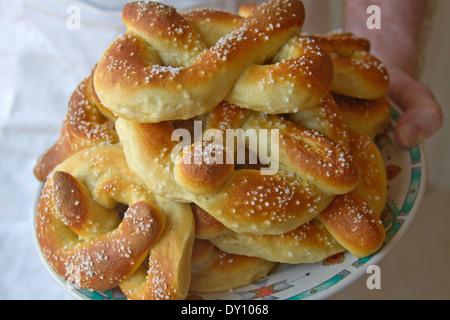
[389,69,443,148]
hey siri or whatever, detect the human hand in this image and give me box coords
[344,0,443,149]
[388,67,443,149]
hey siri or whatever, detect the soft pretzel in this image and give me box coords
[33,67,118,182]
[33,0,394,300]
[332,93,391,139]
[344,131,387,216]
[36,145,165,291]
[36,145,196,299]
[115,100,358,236]
[317,131,386,257]
[183,6,332,112]
[211,131,386,262]
[237,5,389,100]
[190,239,276,293]
[93,0,334,122]
[191,201,276,292]
[302,31,390,100]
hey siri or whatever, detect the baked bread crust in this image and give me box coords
[34,0,393,299]
[93,0,334,122]
[211,131,386,262]
[36,145,195,299]
[115,100,359,235]
[304,31,390,100]
[36,145,167,291]
[190,239,276,293]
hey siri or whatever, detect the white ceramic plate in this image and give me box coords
[32,104,427,300]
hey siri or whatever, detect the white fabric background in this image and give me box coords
[0,0,448,300]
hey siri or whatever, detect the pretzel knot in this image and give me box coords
[93,0,334,123]
[36,145,198,298]
[116,98,359,236]
[237,8,389,100]
[211,131,386,262]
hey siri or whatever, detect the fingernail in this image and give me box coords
[398,122,421,147]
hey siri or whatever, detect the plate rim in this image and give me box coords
[308,140,428,300]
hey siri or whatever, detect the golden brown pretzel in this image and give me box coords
[302,31,390,100]
[317,131,387,257]
[211,131,386,262]
[190,239,276,293]
[287,93,350,151]
[93,0,334,122]
[332,93,391,139]
[33,67,118,182]
[36,145,166,291]
[118,191,195,300]
[36,145,196,299]
[115,99,358,236]
[238,4,389,101]
[32,0,395,299]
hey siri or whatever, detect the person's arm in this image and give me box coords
[344,0,443,148]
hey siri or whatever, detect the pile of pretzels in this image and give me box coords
[34,0,391,300]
